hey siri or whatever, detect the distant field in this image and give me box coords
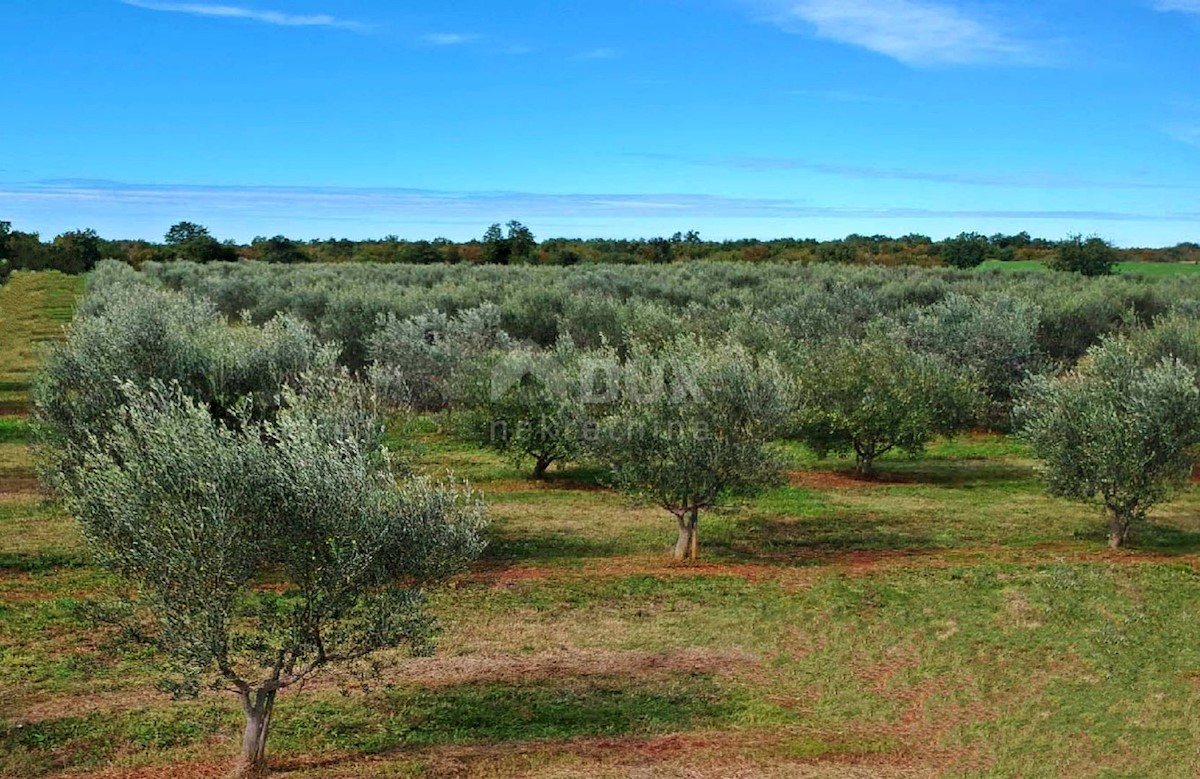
[980,259,1200,276]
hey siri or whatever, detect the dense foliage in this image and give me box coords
[1051,234,1119,277]
[791,334,981,476]
[114,256,1200,549]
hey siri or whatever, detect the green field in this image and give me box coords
[5,271,1200,778]
[979,259,1200,277]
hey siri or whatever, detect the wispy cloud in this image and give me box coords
[1165,124,1200,147]
[0,179,1192,226]
[631,152,1186,191]
[119,0,370,31]
[1154,0,1200,13]
[749,0,1043,66]
[576,47,619,60]
[421,32,480,46]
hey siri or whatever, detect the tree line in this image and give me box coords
[3,218,1198,279]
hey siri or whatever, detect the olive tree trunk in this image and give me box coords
[673,509,699,560]
[854,451,875,478]
[1107,507,1132,549]
[532,455,552,480]
[237,689,277,777]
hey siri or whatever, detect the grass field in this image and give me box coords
[979,259,1200,276]
[4,271,1200,777]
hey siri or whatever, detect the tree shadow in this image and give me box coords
[482,529,634,563]
[1073,523,1200,555]
[859,461,1034,489]
[269,672,732,772]
[714,513,940,563]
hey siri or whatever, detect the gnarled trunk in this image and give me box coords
[673,509,699,560]
[237,689,277,777]
[532,455,552,480]
[855,451,874,478]
[1107,507,1131,549]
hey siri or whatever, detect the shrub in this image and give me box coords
[1051,234,1117,276]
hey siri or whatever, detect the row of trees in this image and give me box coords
[357,276,1199,555]
[137,257,1183,387]
[3,218,1189,275]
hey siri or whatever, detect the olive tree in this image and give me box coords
[1018,336,1200,548]
[367,304,510,412]
[901,292,1043,422]
[476,338,591,479]
[595,340,790,560]
[34,280,328,484]
[0,220,12,286]
[54,380,486,775]
[791,334,980,477]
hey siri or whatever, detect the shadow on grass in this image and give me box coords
[1072,523,1200,555]
[540,465,610,490]
[716,513,939,562]
[483,529,634,563]
[873,462,1034,489]
[271,673,733,764]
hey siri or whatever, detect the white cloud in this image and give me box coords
[631,152,1187,190]
[1154,0,1200,13]
[751,0,1041,66]
[1,180,1191,225]
[421,33,480,46]
[119,0,369,31]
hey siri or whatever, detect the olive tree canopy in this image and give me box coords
[791,334,981,477]
[1018,336,1200,549]
[595,339,790,559]
[56,380,486,775]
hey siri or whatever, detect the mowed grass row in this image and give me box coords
[0,272,85,417]
[3,271,1200,777]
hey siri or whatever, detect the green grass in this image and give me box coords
[979,259,1200,277]
[0,271,84,416]
[7,271,1200,777]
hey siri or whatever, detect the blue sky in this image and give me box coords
[1,0,1199,245]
